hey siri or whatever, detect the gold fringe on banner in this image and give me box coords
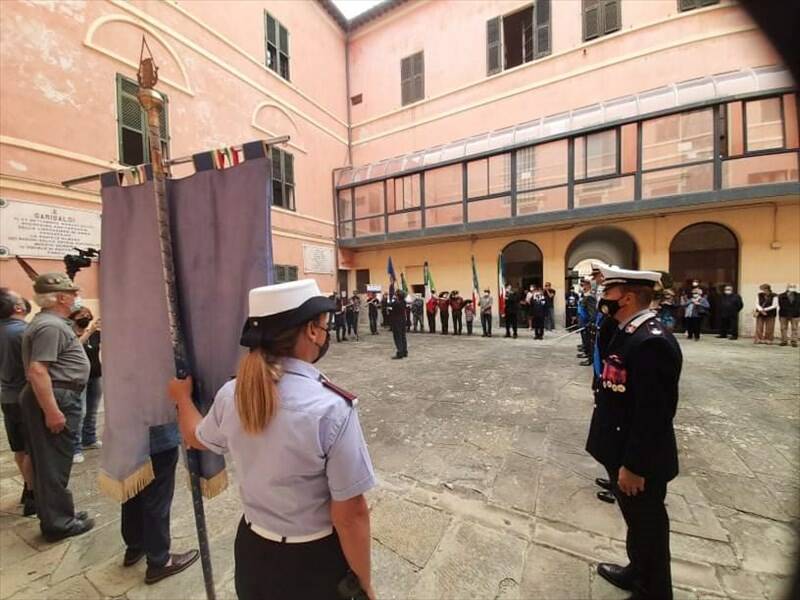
[97,460,156,503]
[188,469,229,499]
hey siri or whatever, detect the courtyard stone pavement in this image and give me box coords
[0,326,798,599]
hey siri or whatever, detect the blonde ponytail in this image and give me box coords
[235,349,281,433]
[234,323,304,434]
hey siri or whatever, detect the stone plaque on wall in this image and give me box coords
[303,243,335,275]
[0,199,101,259]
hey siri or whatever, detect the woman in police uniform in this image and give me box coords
[170,280,376,600]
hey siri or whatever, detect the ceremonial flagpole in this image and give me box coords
[136,40,216,600]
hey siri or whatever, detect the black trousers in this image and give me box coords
[685,317,702,340]
[532,316,544,339]
[121,447,178,568]
[235,518,349,600]
[335,319,347,342]
[566,308,578,328]
[368,311,378,334]
[452,312,463,335]
[392,324,408,356]
[427,312,436,333]
[346,312,358,337]
[505,313,518,337]
[607,467,673,600]
[440,313,449,334]
[481,312,492,336]
[413,313,424,332]
[718,315,738,338]
[20,385,83,535]
[466,320,473,335]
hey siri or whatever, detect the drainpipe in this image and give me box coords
[344,31,354,167]
[769,202,782,249]
[332,29,354,296]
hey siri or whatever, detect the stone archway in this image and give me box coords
[501,240,544,291]
[670,222,739,332]
[565,226,640,274]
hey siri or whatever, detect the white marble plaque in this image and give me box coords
[0,199,101,259]
[302,243,335,275]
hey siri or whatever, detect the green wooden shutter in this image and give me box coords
[288,266,298,281]
[486,17,502,75]
[534,0,551,59]
[602,0,621,35]
[678,0,698,9]
[583,0,600,41]
[412,52,424,103]
[279,24,290,81]
[284,151,295,210]
[117,74,146,166]
[401,55,412,105]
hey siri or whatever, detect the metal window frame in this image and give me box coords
[335,90,799,243]
[264,11,290,82]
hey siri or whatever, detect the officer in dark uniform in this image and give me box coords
[565,287,580,328]
[503,285,519,338]
[437,292,450,334]
[586,265,682,600]
[388,289,408,359]
[367,293,380,335]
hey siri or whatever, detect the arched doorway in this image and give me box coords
[501,240,543,291]
[669,222,739,332]
[564,227,639,297]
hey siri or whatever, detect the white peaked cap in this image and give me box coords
[599,265,662,288]
[241,279,335,348]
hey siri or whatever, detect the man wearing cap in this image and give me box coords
[425,290,438,333]
[586,265,683,600]
[171,279,376,599]
[437,291,450,335]
[20,273,94,541]
[450,291,464,336]
[479,288,493,337]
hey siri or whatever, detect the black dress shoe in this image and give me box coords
[579,359,592,366]
[123,548,146,567]
[597,563,636,591]
[392,354,402,359]
[596,490,616,504]
[595,477,612,490]
[577,353,589,359]
[145,550,200,585]
[43,516,95,542]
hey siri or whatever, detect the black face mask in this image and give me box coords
[313,327,331,364]
[598,298,621,319]
[75,317,92,329]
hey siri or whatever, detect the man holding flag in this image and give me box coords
[424,262,437,334]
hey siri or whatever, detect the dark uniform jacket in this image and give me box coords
[586,311,683,482]
[504,291,519,315]
[718,293,743,318]
[387,296,407,327]
[778,291,800,318]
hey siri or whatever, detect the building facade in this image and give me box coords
[335,0,799,335]
[1,0,798,335]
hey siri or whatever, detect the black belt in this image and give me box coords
[51,381,85,392]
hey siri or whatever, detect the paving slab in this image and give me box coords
[520,543,592,600]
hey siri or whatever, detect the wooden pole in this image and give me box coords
[137,48,216,600]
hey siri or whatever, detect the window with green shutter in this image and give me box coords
[271,147,295,211]
[116,74,169,166]
[273,264,299,283]
[401,52,424,106]
[583,0,620,42]
[264,11,290,81]
[486,2,550,76]
[678,0,720,11]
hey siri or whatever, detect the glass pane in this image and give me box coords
[642,109,713,170]
[467,159,488,198]
[517,187,568,215]
[272,180,283,207]
[746,97,784,151]
[574,136,585,180]
[585,130,617,178]
[121,128,144,166]
[353,182,384,218]
[488,153,511,194]
[642,164,713,199]
[404,174,420,209]
[338,220,353,239]
[386,180,396,213]
[425,204,463,228]
[727,101,744,156]
[620,123,637,174]
[355,217,384,237]
[535,140,567,188]
[722,152,799,188]
[337,191,352,220]
[271,148,282,181]
[574,175,634,208]
[468,197,510,222]
[425,164,462,206]
[279,54,290,81]
[388,210,422,232]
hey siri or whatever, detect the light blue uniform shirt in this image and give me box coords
[196,357,376,536]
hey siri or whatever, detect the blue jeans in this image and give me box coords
[74,377,102,452]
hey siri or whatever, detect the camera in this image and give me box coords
[63,247,100,281]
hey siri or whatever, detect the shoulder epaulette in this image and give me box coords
[320,378,358,406]
[624,311,658,334]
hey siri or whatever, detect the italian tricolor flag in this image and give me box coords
[471,256,480,307]
[497,253,506,317]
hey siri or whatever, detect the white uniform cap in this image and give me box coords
[599,265,662,288]
[241,279,335,348]
[590,260,609,273]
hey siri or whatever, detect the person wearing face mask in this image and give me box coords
[681,288,710,341]
[67,307,103,464]
[586,265,682,600]
[479,288,493,337]
[754,283,779,344]
[20,273,94,541]
[529,289,547,340]
[777,283,800,347]
[171,280,376,600]
[716,285,743,340]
